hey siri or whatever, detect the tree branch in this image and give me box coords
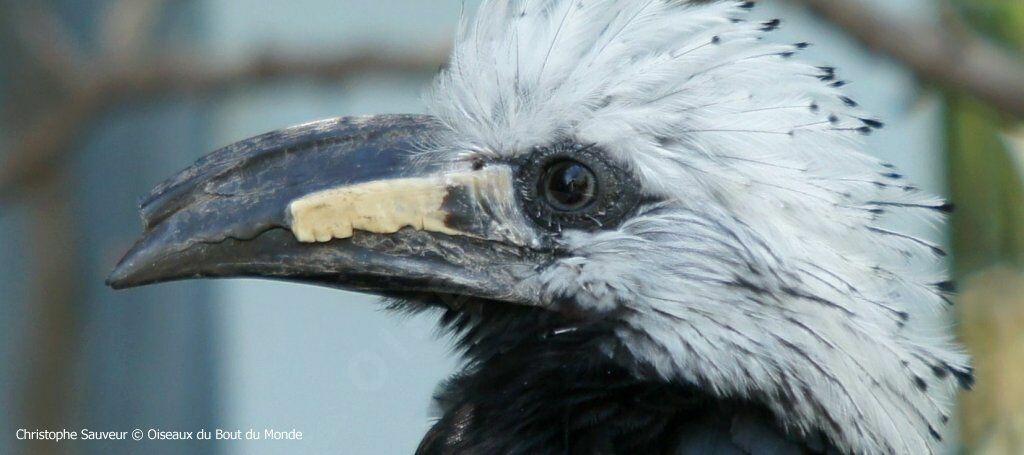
[792,0,1024,119]
[0,47,448,203]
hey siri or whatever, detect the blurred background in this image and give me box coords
[0,0,1021,454]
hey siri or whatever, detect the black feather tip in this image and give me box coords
[817,66,836,81]
[952,366,975,390]
[860,118,885,129]
[913,376,928,392]
[934,280,957,293]
[760,19,781,31]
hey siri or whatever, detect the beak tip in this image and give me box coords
[106,242,158,290]
[105,276,126,289]
[106,259,139,290]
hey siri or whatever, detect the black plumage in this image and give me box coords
[403,298,839,454]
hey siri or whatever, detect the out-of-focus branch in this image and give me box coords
[101,50,448,96]
[101,0,168,64]
[10,3,85,84]
[0,47,448,203]
[792,0,1024,119]
[22,171,79,455]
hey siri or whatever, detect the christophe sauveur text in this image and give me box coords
[17,428,303,442]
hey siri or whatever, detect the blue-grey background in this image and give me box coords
[0,0,950,454]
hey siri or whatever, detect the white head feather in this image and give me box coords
[424,1,971,453]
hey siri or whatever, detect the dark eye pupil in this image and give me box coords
[542,160,596,211]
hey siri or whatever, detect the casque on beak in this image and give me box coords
[107,114,543,304]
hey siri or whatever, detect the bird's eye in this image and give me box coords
[516,141,641,232]
[540,160,597,211]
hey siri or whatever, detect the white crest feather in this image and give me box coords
[425,1,970,453]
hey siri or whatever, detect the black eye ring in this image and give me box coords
[515,141,641,232]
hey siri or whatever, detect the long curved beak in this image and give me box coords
[107,115,543,304]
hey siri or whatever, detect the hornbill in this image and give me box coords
[108,1,972,453]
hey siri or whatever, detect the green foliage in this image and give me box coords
[953,0,1024,46]
[946,0,1024,274]
[947,96,1024,273]
[947,2,1024,452]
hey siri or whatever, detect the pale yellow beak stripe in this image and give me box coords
[287,167,509,243]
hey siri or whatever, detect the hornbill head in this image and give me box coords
[109,1,971,453]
